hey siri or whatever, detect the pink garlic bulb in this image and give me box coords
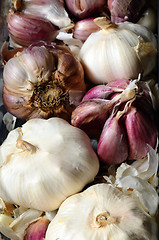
[71,78,158,164]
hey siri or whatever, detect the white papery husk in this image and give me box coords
[56,31,83,59]
[80,18,157,84]
[103,146,159,216]
[0,117,99,212]
[0,200,42,240]
[45,183,157,240]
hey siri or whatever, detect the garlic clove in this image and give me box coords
[107,0,147,23]
[7,11,59,47]
[82,79,130,101]
[65,0,106,19]
[124,106,157,160]
[97,114,128,164]
[24,218,50,240]
[73,18,100,42]
[20,0,71,28]
[137,8,157,33]
[71,99,111,138]
[45,183,157,240]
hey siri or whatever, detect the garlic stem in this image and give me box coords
[93,17,117,30]
[16,139,37,153]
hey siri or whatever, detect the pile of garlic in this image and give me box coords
[0,0,159,240]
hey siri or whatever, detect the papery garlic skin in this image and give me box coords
[80,17,157,84]
[0,118,99,212]
[45,183,157,240]
[3,42,86,120]
[13,0,71,28]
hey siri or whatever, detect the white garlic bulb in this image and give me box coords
[80,17,157,84]
[45,183,157,240]
[0,117,99,212]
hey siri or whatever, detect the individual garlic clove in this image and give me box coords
[45,183,157,240]
[73,18,100,42]
[97,114,128,164]
[7,11,59,47]
[65,0,106,19]
[71,99,111,138]
[82,79,130,101]
[107,0,147,23]
[24,218,50,240]
[137,8,157,33]
[124,106,157,160]
[0,117,99,211]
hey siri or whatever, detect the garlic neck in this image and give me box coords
[93,17,117,31]
[16,139,37,153]
[96,212,117,227]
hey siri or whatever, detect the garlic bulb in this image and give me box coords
[2,41,86,120]
[45,183,157,240]
[80,17,157,84]
[0,117,99,211]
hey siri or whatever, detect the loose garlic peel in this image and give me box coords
[0,117,99,211]
[80,17,157,84]
[45,183,157,240]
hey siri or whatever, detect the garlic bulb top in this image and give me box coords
[80,17,157,84]
[0,117,99,211]
[45,183,157,240]
[2,41,86,120]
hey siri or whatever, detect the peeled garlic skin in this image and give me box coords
[124,106,157,160]
[8,12,59,47]
[0,118,99,211]
[97,116,128,164]
[3,42,86,120]
[45,183,157,240]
